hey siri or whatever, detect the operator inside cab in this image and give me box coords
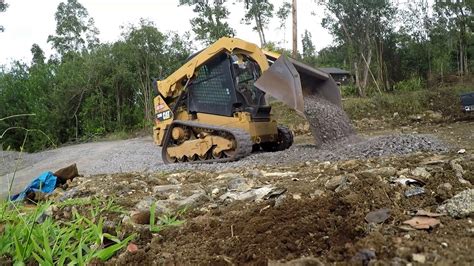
[231,55,265,107]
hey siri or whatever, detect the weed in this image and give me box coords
[149,202,186,233]
[0,200,134,264]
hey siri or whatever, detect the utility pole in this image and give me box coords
[292,0,297,58]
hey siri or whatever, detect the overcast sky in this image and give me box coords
[0,0,333,65]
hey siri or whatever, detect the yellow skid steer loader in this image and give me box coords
[152,37,341,163]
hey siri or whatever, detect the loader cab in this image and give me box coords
[187,52,271,120]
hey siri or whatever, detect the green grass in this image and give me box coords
[343,85,473,121]
[149,202,186,233]
[0,199,134,265]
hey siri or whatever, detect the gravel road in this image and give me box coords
[1,137,161,198]
[1,133,448,199]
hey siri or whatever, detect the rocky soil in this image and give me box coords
[40,150,474,265]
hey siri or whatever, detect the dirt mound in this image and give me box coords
[115,197,365,265]
[304,95,356,147]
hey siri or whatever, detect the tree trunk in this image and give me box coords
[254,13,264,46]
[116,84,121,126]
[362,49,372,89]
[459,40,463,76]
[354,62,365,97]
[464,50,469,75]
[292,0,297,58]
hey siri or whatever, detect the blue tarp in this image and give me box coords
[10,172,58,201]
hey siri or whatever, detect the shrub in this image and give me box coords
[393,76,425,92]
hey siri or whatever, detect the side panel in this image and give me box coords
[153,95,174,146]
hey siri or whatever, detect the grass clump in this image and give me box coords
[149,202,186,233]
[343,85,473,121]
[0,199,134,265]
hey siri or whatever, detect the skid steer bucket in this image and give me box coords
[254,55,342,116]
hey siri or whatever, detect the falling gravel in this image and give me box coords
[304,95,357,147]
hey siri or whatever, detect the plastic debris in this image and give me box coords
[457,149,466,154]
[365,208,391,224]
[10,172,58,201]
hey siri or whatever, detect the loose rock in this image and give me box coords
[365,208,391,224]
[411,167,431,179]
[437,189,474,218]
[325,176,347,191]
[412,253,426,263]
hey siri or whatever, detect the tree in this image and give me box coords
[179,0,235,45]
[1,16,192,151]
[316,45,347,68]
[120,20,192,123]
[0,0,8,32]
[31,44,46,65]
[242,0,274,46]
[47,0,100,55]
[276,2,291,45]
[320,0,396,96]
[433,0,472,75]
[301,30,315,59]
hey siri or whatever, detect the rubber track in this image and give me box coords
[161,120,253,164]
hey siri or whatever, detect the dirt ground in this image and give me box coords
[33,119,470,265]
[3,118,474,265]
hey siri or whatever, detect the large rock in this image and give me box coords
[219,185,283,202]
[178,191,209,208]
[437,189,474,218]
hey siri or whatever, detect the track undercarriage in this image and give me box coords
[161,120,293,164]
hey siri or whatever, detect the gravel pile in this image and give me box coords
[304,95,356,147]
